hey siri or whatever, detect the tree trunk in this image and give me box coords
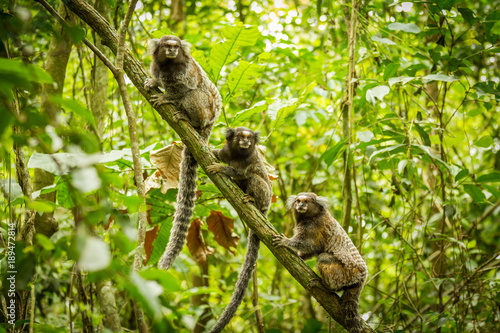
[34,0,74,238]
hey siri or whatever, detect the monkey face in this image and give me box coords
[162,40,181,59]
[294,195,311,213]
[236,130,254,149]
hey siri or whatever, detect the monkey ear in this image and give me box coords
[286,195,297,211]
[147,39,160,55]
[225,128,235,140]
[254,131,261,144]
[315,196,330,209]
[181,40,192,55]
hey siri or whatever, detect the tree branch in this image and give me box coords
[56,0,373,331]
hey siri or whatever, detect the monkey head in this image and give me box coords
[148,35,192,63]
[286,192,330,218]
[225,127,260,156]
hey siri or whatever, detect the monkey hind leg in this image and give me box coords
[316,253,352,292]
[247,177,272,215]
[208,231,260,333]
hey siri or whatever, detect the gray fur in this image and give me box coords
[148,35,222,271]
[286,195,297,211]
[272,192,367,333]
[207,127,272,333]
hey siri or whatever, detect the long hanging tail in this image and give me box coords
[158,147,198,271]
[208,231,260,333]
[341,284,364,333]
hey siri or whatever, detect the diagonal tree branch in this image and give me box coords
[51,0,373,331]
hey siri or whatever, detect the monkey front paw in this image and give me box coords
[272,233,288,248]
[144,78,159,92]
[150,94,174,107]
[207,163,225,174]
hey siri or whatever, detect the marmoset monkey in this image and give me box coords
[272,193,367,332]
[145,35,222,271]
[207,127,272,333]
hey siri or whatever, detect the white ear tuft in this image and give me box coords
[286,195,297,211]
[315,196,330,209]
[181,40,192,55]
[147,39,160,55]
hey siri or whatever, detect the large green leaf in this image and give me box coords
[226,61,263,100]
[388,22,421,34]
[319,138,348,166]
[463,184,486,203]
[0,58,53,84]
[268,82,316,130]
[148,216,173,265]
[232,101,268,126]
[476,172,500,183]
[209,24,260,82]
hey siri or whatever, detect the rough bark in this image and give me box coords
[96,280,122,331]
[34,0,75,238]
[60,1,373,331]
[90,0,110,141]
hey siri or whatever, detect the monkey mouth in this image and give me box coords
[296,207,307,213]
[239,142,251,149]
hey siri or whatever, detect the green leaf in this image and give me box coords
[476,172,500,183]
[388,76,415,87]
[371,36,396,45]
[268,82,316,130]
[0,58,53,84]
[455,168,469,182]
[140,268,181,292]
[414,123,431,146]
[319,138,348,166]
[59,98,96,127]
[232,101,268,126]
[129,271,163,321]
[388,22,421,34]
[463,184,486,203]
[474,136,493,148]
[366,85,390,104]
[36,234,55,251]
[369,144,407,165]
[226,61,263,99]
[57,177,75,209]
[384,63,399,81]
[301,318,322,333]
[458,8,477,25]
[485,10,500,43]
[148,217,173,265]
[210,24,260,82]
[423,74,459,82]
[28,200,55,213]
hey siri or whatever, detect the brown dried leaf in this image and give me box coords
[187,218,214,266]
[144,224,159,264]
[144,170,162,193]
[149,142,184,193]
[271,194,277,203]
[206,211,239,255]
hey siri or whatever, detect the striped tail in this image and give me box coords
[158,147,198,271]
[208,231,260,333]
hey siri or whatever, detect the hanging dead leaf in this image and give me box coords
[257,145,278,181]
[206,211,239,255]
[144,224,159,264]
[149,142,184,193]
[144,170,162,193]
[187,218,214,266]
[271,195,277,203]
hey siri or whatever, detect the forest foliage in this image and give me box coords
[1,0,500,332]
